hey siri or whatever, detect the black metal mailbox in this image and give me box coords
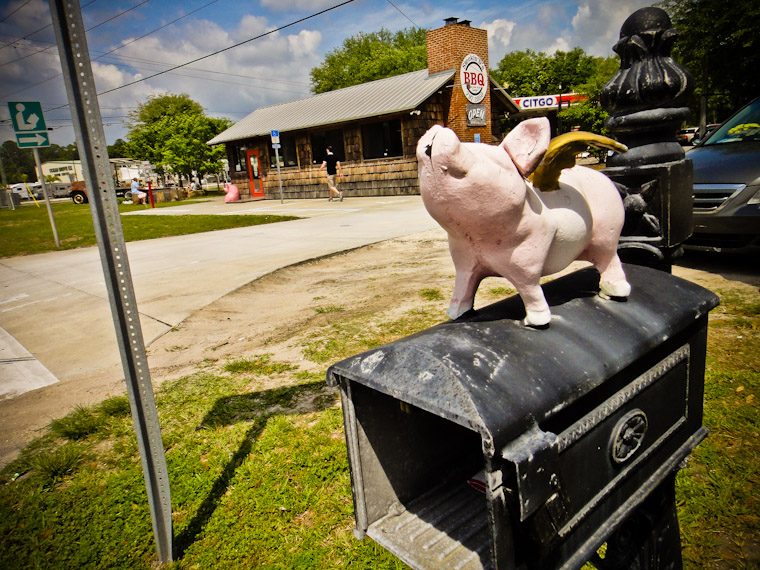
[327,264,719,570]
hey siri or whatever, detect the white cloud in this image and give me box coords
[480,18,516,64]
[288,29,322,58]
[563,0,655,56]
[260,0,341,11]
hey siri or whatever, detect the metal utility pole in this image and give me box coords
[47,0,173,563]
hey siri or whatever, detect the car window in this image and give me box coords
[703,98,760,145]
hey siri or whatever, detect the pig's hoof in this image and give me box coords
[447,302,473,320]
[524,309,551,327]
[599,280,631,300]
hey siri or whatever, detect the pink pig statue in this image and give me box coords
[224,182,240,203]
[417,117,631,327]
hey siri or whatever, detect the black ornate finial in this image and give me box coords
[601,7,694,167]
[601,6,695,272]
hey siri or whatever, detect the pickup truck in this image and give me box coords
[69,181,129,204]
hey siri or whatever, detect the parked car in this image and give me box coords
[685,96,760,251]
[676,127,698,145]
[690,124,721,146]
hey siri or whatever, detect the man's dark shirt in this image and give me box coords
[324,153,339,175]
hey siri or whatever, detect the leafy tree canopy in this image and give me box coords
[310,27,427,94]
[107,138,129,158]
[658,0,760,123]
[493,48,619,136]
[126,93,231,180]
[127,92,204,128]
[493,47,604,97]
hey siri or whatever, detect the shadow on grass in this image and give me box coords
[174,380,334,558]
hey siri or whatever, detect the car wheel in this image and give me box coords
[71,191,88,204]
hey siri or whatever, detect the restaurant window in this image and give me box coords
[310,129,345,164]
[231,144,246,172]
[270,135,298,168]
[361,119,402,159]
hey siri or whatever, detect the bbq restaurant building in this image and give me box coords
[207,18,519,200]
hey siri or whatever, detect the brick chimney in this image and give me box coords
[427,18,491,142]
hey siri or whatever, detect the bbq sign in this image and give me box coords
[460,54,487,104]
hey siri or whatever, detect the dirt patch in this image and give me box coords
[145,230,457,387]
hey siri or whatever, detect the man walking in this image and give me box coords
[317,146,343,201]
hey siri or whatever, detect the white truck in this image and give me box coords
[10,182,73,200]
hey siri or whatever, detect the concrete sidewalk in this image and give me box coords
[0,195,437,464]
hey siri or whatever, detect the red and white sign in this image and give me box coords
[460,54,487,104]
[512,93,588,110]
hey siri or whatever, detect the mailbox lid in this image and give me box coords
[327,264,718,454]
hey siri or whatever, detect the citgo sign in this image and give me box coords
[512,93,588,110]
[460,54,487,104]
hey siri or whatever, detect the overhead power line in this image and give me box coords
[385,0,417,27]
[0,0,34,25]
[0,0,147,66]
[0,0,222,98]
[96,0,356,97]
[0,0,98,51]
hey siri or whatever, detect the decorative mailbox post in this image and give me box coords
[328,266,718,569]
[601,7,695,271]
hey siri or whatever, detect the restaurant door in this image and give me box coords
[246,150,264,198]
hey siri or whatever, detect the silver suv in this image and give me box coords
[686,97,760,251]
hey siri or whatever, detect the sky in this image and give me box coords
[0,0,657,147]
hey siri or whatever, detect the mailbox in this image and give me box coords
[327,264,718,569]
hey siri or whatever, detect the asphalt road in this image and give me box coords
[0,195,438,465]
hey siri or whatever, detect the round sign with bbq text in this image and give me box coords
[460,54,487,104]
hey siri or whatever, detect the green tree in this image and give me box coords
[659,0,760,125]
[126,93,230,183]
[160,114,230,182]
[494,49,551,96]
[494,48,599,98]
[1,140,35,183]
[558,55,619,135]
[310,27,427,93]
[107,138,129,158]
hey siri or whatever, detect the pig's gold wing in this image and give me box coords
[529,132,627,191]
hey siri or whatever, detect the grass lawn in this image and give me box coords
[0,279,757,569]
[0,198,299,258]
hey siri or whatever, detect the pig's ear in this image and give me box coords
[500,117,551,176]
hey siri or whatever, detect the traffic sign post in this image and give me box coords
[6,101,59,245]
[49,0,172,562]
[271,130,284,203]
[33,148,60,247]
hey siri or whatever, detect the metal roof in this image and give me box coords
[207,68,456,145]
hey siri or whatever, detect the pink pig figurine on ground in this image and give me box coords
[417,117,631,327]
[224,182,240,203]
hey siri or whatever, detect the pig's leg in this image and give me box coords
[597,253,631,299]
[491,243,552,327]
[447,238,484,319]
[512,276,551,326]
[582,245,631,299]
